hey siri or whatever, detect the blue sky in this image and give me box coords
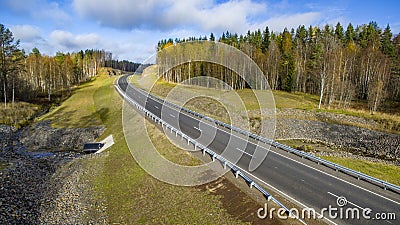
[1,0,399,62]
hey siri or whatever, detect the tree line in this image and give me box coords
[0,23,139,107]
[157,41,267,91]
[157,21,400,114]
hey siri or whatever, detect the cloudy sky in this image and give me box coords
[1,0,399,62]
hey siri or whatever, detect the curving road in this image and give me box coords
[117,75,399,225]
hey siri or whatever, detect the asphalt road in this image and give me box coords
[118,75,399,225]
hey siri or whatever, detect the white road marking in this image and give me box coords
[232,155,334,225]
[169,114,176,118]
[194,126,202,132]
[236,147,253,157]
[154,105,159,109]
[269,149,400,206]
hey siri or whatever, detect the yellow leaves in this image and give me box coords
[163,42,174,49]
[347,41,356,52]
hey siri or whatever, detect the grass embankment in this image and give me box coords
[40,78,104,128]
[43,70,248,223]
[320,156,400,186]
[278,139,400,185]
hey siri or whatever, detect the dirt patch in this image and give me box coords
[198,177,283,225]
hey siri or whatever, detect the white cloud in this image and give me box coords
[73,0,169,29]
[254,12,322,32]
[50,30,100,50]
[35,1,71,23]
[10,25,42,42]
[72,0,266,33]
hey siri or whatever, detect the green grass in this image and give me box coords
[320,156,400,186]
[39,78,104,128]
[279,139,400,186]
[272,90,319,110]
[44,70,247,224]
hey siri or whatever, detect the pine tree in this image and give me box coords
[335,22,344,43]
[345,23,355,44]
[380,24,395,58]
[0,24,22,108]
[261,26,270,53]
[209,33,215,42]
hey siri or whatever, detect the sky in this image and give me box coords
[1,0,400,62]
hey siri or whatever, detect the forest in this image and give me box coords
[157,22,400,114]
[0,24,139,107]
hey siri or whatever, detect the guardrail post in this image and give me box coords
[212,154,216,162]
[202,149,206,156]
[223,161,227,169]
[250,182,255,189]
[235,170,240,178]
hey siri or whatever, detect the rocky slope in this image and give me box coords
[274,109,400,160]
[0,121,105,224]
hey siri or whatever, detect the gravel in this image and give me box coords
[19,120,105,151]
[0,121,106,224]
[274,109,400,160]
[38,153,108,224]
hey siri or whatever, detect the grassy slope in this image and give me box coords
[40,79,103,128]
[320,156,400,186]
[41,70,247,224]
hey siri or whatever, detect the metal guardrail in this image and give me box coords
[132,79,400,194]
[115,79,304,222]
